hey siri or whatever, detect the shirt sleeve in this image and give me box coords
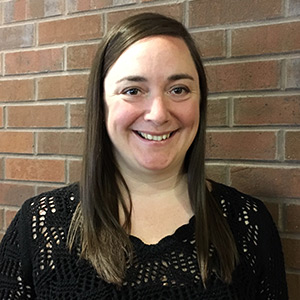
[0,206,35,299]
[255,203,288,299]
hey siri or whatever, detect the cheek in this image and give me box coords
[180,102,200,128]
[105,103,140,135]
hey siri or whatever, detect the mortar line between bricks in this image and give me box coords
[0,0,184,27]
[206,128,280,133]
[0,178,80,187]
[0,99,86,106]
[183,0,189,28]
[1,40,100,54]
[204,52,300,65]
[284,0,289,17]
[3,154,82,160]
[0,70,90,80]
[280,233,300,240]
[204,160,300,168]
[102,10,107,36]
[208,89,300,98]
[259,197,300,205]
[187,17,300,32]
[285,269,300,275]
[1,101,85,106]
[34,78,38,101]
[227,97,234,128]
[225,29,231,58]
[1,53,4,75]
[281,59,287,90]
[276,130,285,162]
[33,131,38,156]
[1,9,299,30]
[3,105,7,129]
[66,103,71,128]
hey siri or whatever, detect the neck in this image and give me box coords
[119,166,186,198]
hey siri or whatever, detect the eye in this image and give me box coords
[122,88,141,96]
[171,87,188,95]
[169,86,190,98]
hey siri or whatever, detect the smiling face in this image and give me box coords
[104,36,200,177]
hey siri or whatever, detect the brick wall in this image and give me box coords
[0,0,299,297]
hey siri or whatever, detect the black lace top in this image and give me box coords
[0,182,288,299]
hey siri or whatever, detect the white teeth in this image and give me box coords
[138,131,171,141]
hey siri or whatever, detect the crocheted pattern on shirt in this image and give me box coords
[0,182,288,299]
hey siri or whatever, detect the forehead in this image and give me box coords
[106,35,197,77]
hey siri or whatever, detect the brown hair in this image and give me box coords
[68,12,238,286]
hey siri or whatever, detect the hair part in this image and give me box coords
[67,12,238,286]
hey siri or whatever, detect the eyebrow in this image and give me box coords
[116,73,195,84]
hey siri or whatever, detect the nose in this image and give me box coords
[144,94,169,125]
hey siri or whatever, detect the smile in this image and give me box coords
[136,131,173,141]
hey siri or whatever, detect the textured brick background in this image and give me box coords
[0,0,299,297]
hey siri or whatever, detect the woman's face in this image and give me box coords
[104,35,200,176]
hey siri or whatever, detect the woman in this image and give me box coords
[0,13,288,299]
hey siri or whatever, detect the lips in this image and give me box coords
[136,131,174,141]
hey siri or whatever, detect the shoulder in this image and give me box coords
[17,183,80,235]
[210,180,270,222]
[210,181,280,255]
[22,183,79,216]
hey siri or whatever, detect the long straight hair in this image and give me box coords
[68,13,238,286]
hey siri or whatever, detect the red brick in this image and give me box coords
[39,15,102,45]
[68,0,113,12]
[205,164,227,184]
[234,96,300,126]
[4,0,63,23]
[189,0,282,28]
[286,273,300,300]
[232,22,300,57]
[0,79,34,102]
[0,158,3,179]
[70,103,85,127]
[0,183,35,206]
[0,2,3,26]
[3,0,26,23]
[0,24,34,50]
[206,61,280,93]
[207,99,228,127]
[5,48,63,75]
[285,204,300,233]
[206,131,276,160]
[37,132,84,155]
[38,75,88,100]
[0,107,3,127]
[231,167,300,198]
[289,0,300,16]
[7,105,65,128]
[36,184,63,195]
[69,159,82,183]
[5,210,18,230]
[263,202,279,226]
[282,238,300,269]
[0,209,4,230]
[286,58,300,89]
[191,30,226,58]
[5,158,65,182]
[67,44,98,70]
[0,132,34,154]
[0,54,2,75]
[107,4,183,30]
[286,131,300,160]
[28,0,64,19]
